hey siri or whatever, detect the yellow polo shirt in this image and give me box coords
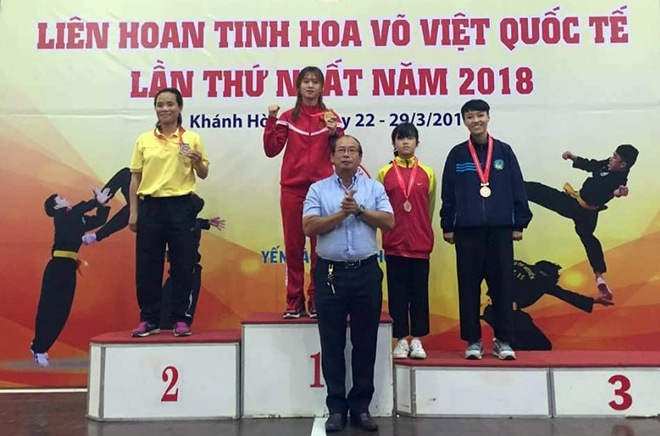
[130,126,210,197]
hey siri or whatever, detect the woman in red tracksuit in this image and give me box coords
[377,122,436,359]
[264,66,344,319]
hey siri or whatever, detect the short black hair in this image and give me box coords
[391,122,419,144]
[615,144,639,168]
[331,135,363,157]
[461,99,490,118]
[44,194,58,217]
[534,260,562,282]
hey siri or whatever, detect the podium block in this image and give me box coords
[87,330,241,421]
[395,352,551,417]
[550,351,660,417]
[241,313,394,417]
[396,350,660,418]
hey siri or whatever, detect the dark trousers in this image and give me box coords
[313,256,383,415]
[96,168,131,241]
[159,264,201,328]
[455,226,514,343]
[386,255,430,339]
[136,195,197,325]
[526,182,605,273]
[32,258,78,353]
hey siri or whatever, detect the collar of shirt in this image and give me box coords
[469,134,490,149]
[333,172,360,191]
[394,155,416,168]
[154,126,186,141]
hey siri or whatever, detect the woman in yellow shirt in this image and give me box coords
[128,87,210,338]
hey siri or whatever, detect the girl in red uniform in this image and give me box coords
[264,66,344,318]
[377,123,436,359]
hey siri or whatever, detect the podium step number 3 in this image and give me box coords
[552,369,660,417]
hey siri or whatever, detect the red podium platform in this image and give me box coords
[87,329,241,421]
[242,311,393,324]
[90,330,241,344]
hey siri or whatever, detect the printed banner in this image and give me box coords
[1,0,659,387]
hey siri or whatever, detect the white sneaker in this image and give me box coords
[392,339,409,359]
[30,349,49,367]
[492,338,516,360]
[464,340,483,360]
[409,339,427,359]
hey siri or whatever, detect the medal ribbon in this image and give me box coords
[310,109,340,120]
[391,157,419,204]
[154,126,186,148]
[467,135,493,186]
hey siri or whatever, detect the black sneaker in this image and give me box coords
[307,298,317,318]
[283,298,305,319]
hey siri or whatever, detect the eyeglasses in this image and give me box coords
[335,148,360,156]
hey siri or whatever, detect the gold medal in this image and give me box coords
[323,110,336,125]
[403,200,412,212]
[480,185,491,198]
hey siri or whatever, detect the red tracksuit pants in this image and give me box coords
[281,186,317,305]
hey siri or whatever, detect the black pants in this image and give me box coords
[96,168,131,242]
[159,264,201,328]
[32,258,78,353]
[455,226,514,343]
[136,195,197,325]
[386,255,430,339]
[313,256,383,416]
[526,181,605,273]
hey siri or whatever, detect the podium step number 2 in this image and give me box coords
[88,342,240,421]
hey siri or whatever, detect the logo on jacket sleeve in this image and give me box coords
[494,159,505,170]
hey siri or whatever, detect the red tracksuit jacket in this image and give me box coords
[263,103,345,190]
[377,157,437,259]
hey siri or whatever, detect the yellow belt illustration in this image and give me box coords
[563,183,599,211]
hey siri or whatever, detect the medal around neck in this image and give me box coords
[468,136,494,199]
[391,157,418,214]
[179,143,191,156]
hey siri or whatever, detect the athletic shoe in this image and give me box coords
[283,298,304,319]
[596,278,613,300]
[409,338,427,359]
[173,322,192,337]
[392,339,410,359]
[307,298,317,318]
[493,338,516,360]
[464,340,483,360]
[131,322,160,337]
[30,347,49,368]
